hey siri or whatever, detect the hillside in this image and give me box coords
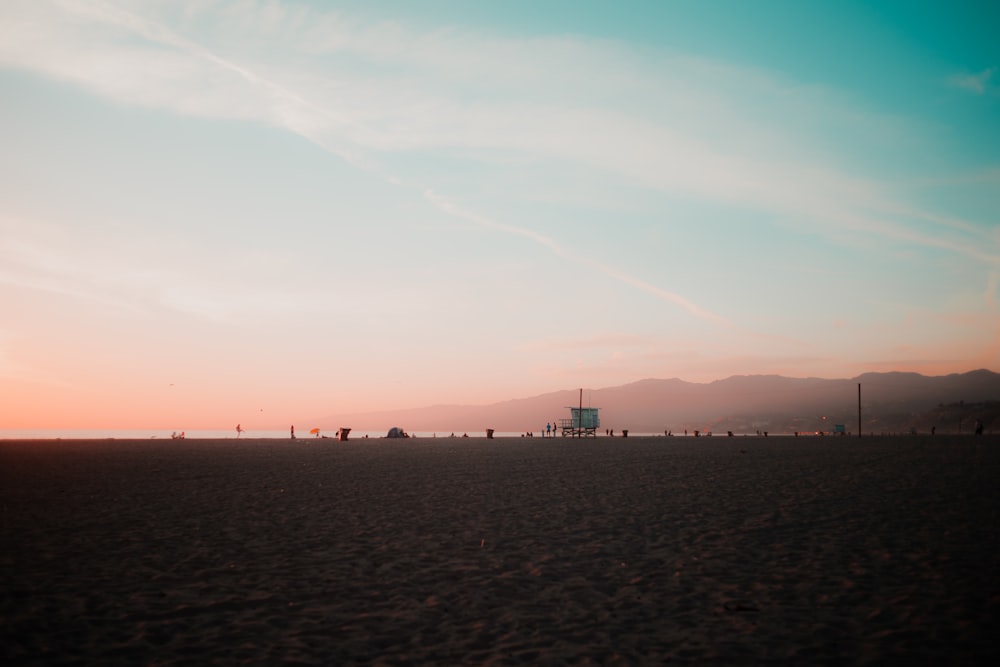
[317,370,1000,435]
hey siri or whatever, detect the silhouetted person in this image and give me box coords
[236,423,243,438]
[290,425,295,439]
[975,420,984,435]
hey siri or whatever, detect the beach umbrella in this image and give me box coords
[309,428,320,436]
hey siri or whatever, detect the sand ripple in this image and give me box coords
[2,436,998,664]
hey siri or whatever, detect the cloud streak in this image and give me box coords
[422,190,730,324]
[9,0,732,324]
[1,0,994,276]
[949,67,995,95]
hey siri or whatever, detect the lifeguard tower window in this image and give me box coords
[560,407,600,438]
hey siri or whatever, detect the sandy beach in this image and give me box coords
[1,435,997,665]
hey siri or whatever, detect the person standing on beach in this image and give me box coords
[546,422,551,438]
[236,423,243,438]
[290,425,295,439]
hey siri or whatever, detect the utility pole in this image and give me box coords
[858,383,862,438]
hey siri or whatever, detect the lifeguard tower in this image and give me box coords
[560,406,601,438]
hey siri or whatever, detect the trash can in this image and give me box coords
[486,429,494,439]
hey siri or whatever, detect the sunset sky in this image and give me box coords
[2,0,998,429]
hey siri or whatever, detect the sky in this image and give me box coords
[1,0,998,429]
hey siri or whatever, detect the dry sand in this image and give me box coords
[1,435,998,665]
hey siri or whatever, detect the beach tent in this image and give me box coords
[386,427,407,438]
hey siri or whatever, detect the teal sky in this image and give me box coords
[1,0,997,428]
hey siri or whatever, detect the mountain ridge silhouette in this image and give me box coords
[316,369,1000,434]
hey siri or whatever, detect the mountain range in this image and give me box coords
[320,370,1000,435]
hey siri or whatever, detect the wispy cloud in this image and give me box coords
[0,0,741,324]
[0,0,363,161]
[0,213,351,323]
[423,189,730,324]
[1,0,996,337]
[2,1,992,262]
[949,67,995,95]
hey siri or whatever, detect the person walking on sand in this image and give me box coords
[236,423,243,438]
[546,422,552,438]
